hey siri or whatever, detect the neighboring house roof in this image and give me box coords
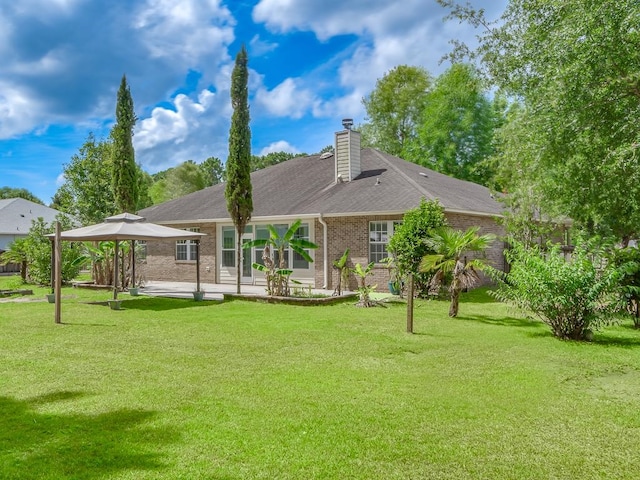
[139,148,503,223]
[0,198,66,236]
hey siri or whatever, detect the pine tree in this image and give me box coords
[225,45,253,294]
[111,74,138,213]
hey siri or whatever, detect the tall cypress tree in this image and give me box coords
[111,74,138,213]
[225,45,253,294]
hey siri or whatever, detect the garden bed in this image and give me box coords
[223,292,357,305]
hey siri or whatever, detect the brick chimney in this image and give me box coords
[335,118,361,183]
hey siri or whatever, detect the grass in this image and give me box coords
[1,275,640,479]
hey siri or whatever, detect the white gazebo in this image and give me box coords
[47,213,206,322]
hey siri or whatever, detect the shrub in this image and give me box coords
[490,241,623,340]
[22,216,86,286]
[609,246,640,328]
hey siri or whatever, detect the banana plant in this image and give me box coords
[332,248,350,296]
[352,261,377,307]
[243,219,317,296]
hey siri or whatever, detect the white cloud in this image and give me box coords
[134,88,231,171]
[0,81,47,138]
[259,140,299,156]
[253,0,507,124]
[249,34,278,56]
[255,78,315,118]
[133,0,234,68]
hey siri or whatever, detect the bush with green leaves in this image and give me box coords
[609,246,640,328]
[388,199,446,296]
[490,241,624,340]
[21,216,86,286]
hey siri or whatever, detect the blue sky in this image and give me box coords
[0,0,507,204]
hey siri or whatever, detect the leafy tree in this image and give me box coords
[406,64,505,185]
[490,241,624,340]
[225,45,254,294]
[200,157,225,186]
[244,220,317,297]
[420,226,495,317]
[21,216,85,286]
[388,199,446,296]
[361,65,432,156]
[136,169,154,210]
[149,160,207,204]
[440,0,640,243]
[111,74,138,213]
[0,187,44,205]
[250,151,298,172]
[54,133,117,225]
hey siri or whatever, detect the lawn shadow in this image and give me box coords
[457,314,543,330]
[591,333,640,348]
[0,391,177,479]
[87,297,220,312]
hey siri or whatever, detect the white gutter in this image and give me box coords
[318,213,328,289]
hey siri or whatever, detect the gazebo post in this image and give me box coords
[54,222,62,324]
[49,237,55,294]
[131,240,136,288]
[113,240,119,300]
[196,240,201,292]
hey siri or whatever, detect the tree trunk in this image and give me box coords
[449,287,460,317]
[236,225,242,294]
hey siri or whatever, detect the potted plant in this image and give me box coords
[382,256,401,295]
[193,290,205,301]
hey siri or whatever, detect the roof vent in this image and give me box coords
[320,151,333,159]
[342,118,353,130]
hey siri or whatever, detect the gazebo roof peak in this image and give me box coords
[105,212,146,223]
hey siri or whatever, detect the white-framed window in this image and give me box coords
[369,221,401,263]
[221,226,235,267]
[292,223,310,269]
[176,228,200,261]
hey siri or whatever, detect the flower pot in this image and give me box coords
[128,287,139,296]
[46,293,55,303]
[193,291,205,301]
[108,300,122,310]
[388,281,401,295]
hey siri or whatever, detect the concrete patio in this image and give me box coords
[136,281,336,301]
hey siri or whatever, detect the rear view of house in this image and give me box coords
[138,122,505,289]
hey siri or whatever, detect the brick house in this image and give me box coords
[138,125,505,290]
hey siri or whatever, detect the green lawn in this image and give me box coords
[1,277,640,479]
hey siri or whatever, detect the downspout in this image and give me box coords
[318,214,328,289]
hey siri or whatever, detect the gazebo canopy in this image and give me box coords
[47,213,207,321]
[48,213,206,242]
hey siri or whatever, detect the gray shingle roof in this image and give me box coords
[139,148,503,223]
[0,198,66,235]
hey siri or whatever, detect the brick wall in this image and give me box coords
[318,212,506,292]
[139,222,217,284]
[140,213,506,290]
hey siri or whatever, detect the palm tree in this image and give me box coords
[0,238,29,282]
[420,226,495,317]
